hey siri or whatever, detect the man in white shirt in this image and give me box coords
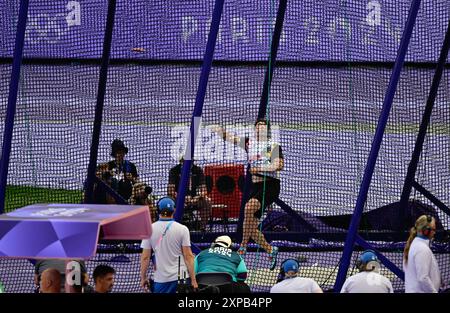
[270,259,323,293]
[340,250,393,293]
[403,215,441,293]
[140,197,198,293]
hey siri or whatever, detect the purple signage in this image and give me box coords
[1,0,449,62]
[0,203,152,259]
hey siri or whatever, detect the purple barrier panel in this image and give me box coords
[0,203,151,259]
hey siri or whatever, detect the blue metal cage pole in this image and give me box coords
[84,0,117,203]
[257,0,287,119]
[236,0,288,241]
[333,0,422,292]
[0,0,30,214]
[400,19,450,210]
[355,235,405,280]
[174,0,225,222]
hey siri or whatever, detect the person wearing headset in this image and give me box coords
[403,215,441,293]
[139,197,198,293]
[270,258,322,293]
[340,250,393,293]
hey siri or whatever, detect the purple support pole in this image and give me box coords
[258,0,287,119]
[411,181,450,218]
[236,0,288,241]
[400,20,450,213]
[334,0,422,292]
[174,0,225,221]
[94,177,127,204]
[0,0,30,214]
[355,235,404,281]
[84,0,117,203]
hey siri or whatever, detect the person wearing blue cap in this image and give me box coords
[139,197,198,293]
[340,250,393,293]
[270,259,322,293]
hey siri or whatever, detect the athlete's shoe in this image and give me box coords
[269,246,279,270]
[237,246,247,256]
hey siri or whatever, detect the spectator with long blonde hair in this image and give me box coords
[403,215,441,293]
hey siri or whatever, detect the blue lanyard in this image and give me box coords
[156,220,174,247]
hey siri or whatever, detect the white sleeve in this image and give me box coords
[140,238,151,250]
[414,249,438,293]
[380,275,394,293]
[181,226,191,247]
[340,278,350,293]
[386,278,394,293]
[310,280,322,293]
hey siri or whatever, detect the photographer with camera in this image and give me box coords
[168,157,211,231]
[94,139,140,203]
[92,165,116,204]
[129,182,157,222]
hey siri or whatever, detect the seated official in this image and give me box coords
[270,259,323,293]
[194,235,250,293]
[168,157,212,231]
[340,250,393,293]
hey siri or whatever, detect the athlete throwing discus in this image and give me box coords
[211,118,284,270]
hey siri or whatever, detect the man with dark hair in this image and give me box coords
[212,118,284,270]
[168,157,212,231]
[93,265,115,293]
[195,235,250,293]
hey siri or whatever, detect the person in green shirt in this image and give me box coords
[194,235,250,293]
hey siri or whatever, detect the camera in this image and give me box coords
[144,186,153,195]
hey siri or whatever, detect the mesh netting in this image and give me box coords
[1,0,450,292]
[1,241,449,293]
